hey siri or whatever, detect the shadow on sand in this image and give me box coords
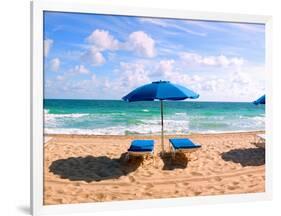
[161,152,188,170]
[49,153,143,182]
[221,147,265,167]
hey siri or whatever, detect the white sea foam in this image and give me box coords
[46,113,89,118]
[43,110,265,135]
[44,112,90,128]
[44,117,191,135]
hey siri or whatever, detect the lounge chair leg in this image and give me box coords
[125,153,129,162]
[187,153,191,161]
[141,156,144,166]
[172,151,176,160]
[152,154,155,167]
[192,155,198,161]
[187,152,197,161]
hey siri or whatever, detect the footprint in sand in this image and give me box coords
[227,185,237,190]
[128,176,136,183]
[75,188,83,194]
[53,198,64,204]
[45,193,52,198]
[190,171,203,176]
[45,186,52,191]
[143,183,154,189]
[213,176,222,182]
[82,194,90,199]
[143,173,153,177]
[176,182,189,187]
[143,192,153,196]
[194,191,202,196]
[240,176,247,181]
[95,193,107,201]
[206,185,215,190]
[249,183,259,188]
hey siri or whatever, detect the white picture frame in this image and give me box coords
[31,0,273,215]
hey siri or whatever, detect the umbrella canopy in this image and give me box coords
[253,95,265,105]
[122,81,199,102]
[122,81,199,153]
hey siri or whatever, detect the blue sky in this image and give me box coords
[44,11,265,102]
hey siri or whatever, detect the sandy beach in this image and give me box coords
[44,131,265,205]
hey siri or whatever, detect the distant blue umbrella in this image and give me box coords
[122,81,199,153]
[253,95,265,105]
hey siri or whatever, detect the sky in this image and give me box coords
[44,11,265,102]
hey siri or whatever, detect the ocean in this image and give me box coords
[44,99,265,135]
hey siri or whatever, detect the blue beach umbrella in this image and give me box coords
[122,81,199,153]
[253,95,265,105]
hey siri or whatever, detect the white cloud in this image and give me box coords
[172,73,201,88]
[131,59,200,91]
[91,74,96,81]
[44,39,53,57]
[180,52,244,67]
[45,80,52,88]
[56,75,64,81]
[82,29,119,66]
[144,57,262,101]
[228,71,263,99]
[110,62,151,95]
[191,67,265,101]
[159,60,174,74]
[126,31,156,58]
[231,71,250,85]
[51,65,91,88]
[184,20,227,32]
[191,75,202,82]
[200,78,225,92]
[152,59,201,89]
[82,47,105,66]
[70,65,90,75]
[139,18,206,37]
[49,61,150,99]
[138,18,167,27]
[150,60,175,77]
[86,29,119,51]
[150,61,259,100]
[82,30,157,66]
[50,58,60,72]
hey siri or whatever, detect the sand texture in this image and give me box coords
[44,132,265,205]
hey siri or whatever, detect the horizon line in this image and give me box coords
[44,98,254,103]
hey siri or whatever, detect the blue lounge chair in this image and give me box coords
[126,140,155,164]
[169,138,201,159]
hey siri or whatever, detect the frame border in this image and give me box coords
[31,0,273,215]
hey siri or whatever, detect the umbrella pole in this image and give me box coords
[160,100,164,153]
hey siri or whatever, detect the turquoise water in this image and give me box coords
[44,99,265,135]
